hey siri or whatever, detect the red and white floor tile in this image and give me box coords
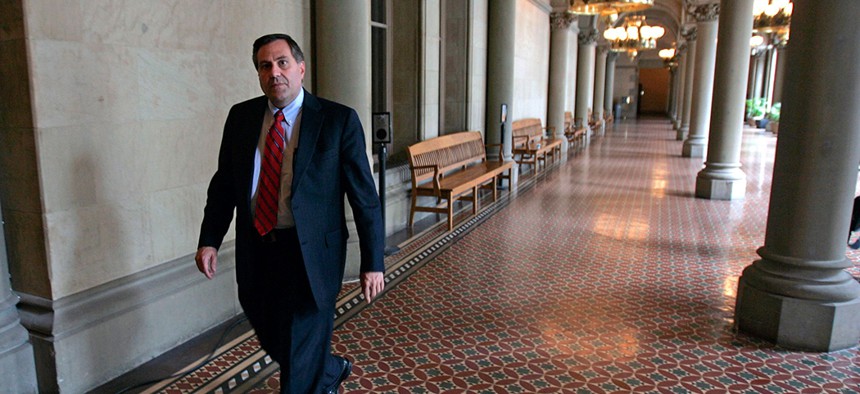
[325,119,859,393]
[164,118,860,393]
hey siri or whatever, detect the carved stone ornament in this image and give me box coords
[682,26,697,42]
[607,51,620,61]
[578,29,599,45]
[550,12,574,31]
[691,3,719,22]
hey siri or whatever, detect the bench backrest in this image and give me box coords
[511,118,544,147]
[407,131,487,184]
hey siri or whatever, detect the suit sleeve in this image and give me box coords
[339,109,385,273]
[198,106,239,250]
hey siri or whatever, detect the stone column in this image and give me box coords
[604,52,618,118]
[771,43,787,104]
[0,206,37,393]
[486,0,516,162]
[678,27,697,140]
[673,45,688,132]
[752,52,766,100]
[735,0,860,352]
[593,46,608,134]
[315,0,372,153]
[666,66,676,119]
[746,54,756,100]
[575,28,598,134]
[593,47,608,117]
[547,11,575,147]
[695,0,750,201]
[682,3,719,158]
[763,46,777,104]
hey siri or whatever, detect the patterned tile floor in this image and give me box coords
[136,117,860,393]
[322,119,860,393]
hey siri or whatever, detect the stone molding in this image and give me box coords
[550,11,575,31]
[17,244,236,340]
[578,29,599,45]
[682,26,698,42]
[691,3,720,22]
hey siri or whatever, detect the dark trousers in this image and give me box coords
[242,227,343,394]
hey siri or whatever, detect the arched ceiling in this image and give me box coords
[551,0,696,63]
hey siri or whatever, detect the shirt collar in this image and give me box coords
[268,88,304,125]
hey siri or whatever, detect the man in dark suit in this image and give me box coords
[195,33,385,394]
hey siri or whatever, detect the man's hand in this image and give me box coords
[196,247,218,279]
[360,271,385,303]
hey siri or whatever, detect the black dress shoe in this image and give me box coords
[325,356,352,394]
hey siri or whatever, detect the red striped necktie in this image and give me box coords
[254,110,286,236]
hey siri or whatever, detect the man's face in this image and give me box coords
[256,39,305,108]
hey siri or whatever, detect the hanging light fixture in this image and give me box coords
[568,0,654,16]
[658,48,677,67]
[603,15,665,59]
[752,0,792,34]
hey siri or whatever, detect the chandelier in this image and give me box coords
[752,0,792,34]
[568,0,654,16]
[603,15,665,59]
[658,48,677,67]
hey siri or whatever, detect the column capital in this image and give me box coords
[690,3,720,22]
[682,26,698,42]
[606,51,619,62]
[549,11,575,31]
[578,29,599,46]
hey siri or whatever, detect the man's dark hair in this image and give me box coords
[252,34,305,69]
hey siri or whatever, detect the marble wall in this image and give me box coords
[468,0,490,133]
[0,0,313,391]
[513,0,550,122]
[422,0,442,140]
[15,0,311,299]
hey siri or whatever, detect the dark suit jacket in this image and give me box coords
[198,90,384,309]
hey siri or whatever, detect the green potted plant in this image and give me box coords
[745,98,768,127]
[766,102,781,133]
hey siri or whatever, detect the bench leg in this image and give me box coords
[447,199,454,231]
[492,177,498,202]
[472,186,479,215]
[408,191,417,228]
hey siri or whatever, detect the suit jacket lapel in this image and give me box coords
[292,89,323,192]
[240,96,269,210]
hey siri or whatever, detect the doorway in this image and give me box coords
[638,67,669,115]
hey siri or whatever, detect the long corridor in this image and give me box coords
[326,118,860,393]
[128,118,860,393]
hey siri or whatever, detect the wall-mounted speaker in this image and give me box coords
[372,112,392,144]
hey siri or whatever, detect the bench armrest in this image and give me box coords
[512,135,530,147]
[411,164,442,196]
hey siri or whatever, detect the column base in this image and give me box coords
[696,166,746,200]
[735,276,860,351]
[676,126,688,141]
[0,300,37,393]
[682,138,706,158]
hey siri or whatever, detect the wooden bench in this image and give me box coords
[564,111,587,152]
[511,118,564,173]
[588,109,602,131]
[407,131,514,231]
